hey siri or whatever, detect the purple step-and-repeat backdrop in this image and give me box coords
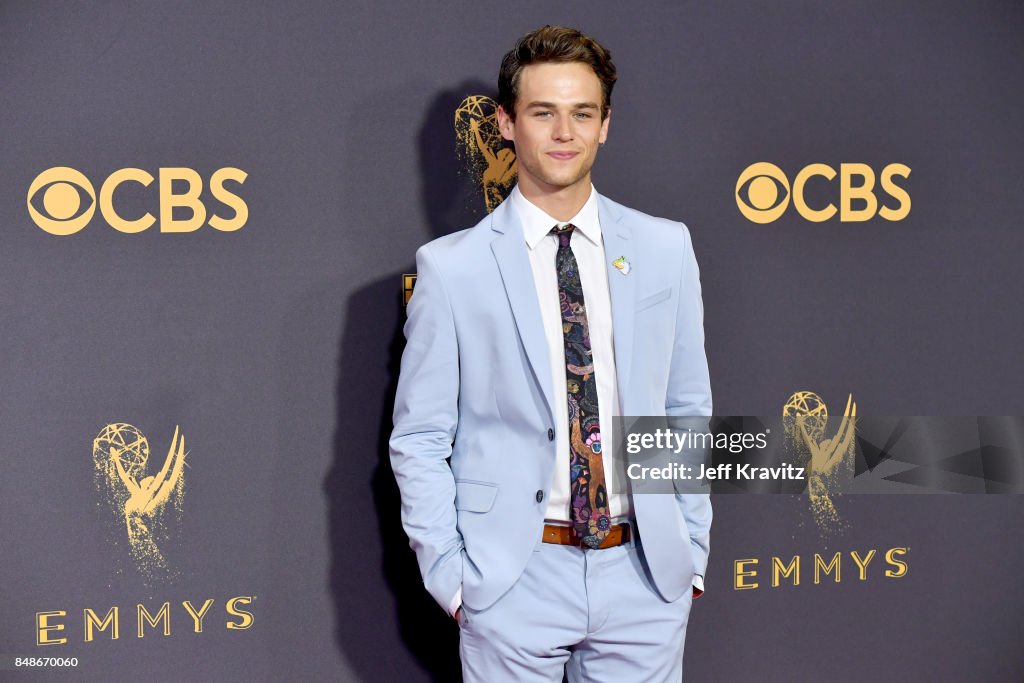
[2,2,1022,680]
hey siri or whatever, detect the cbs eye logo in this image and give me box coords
[735,162,911,224]
[27,166,248,235]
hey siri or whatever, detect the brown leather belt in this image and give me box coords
[542,522,632,549]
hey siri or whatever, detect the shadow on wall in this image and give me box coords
[324,83,490,682]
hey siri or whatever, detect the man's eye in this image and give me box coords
[534,111,552,117]
[573,112,593,119]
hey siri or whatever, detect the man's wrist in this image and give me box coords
[448,587,463,618]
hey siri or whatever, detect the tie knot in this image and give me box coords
[550,223,576,248]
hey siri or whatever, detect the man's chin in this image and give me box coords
[533,170,592,193]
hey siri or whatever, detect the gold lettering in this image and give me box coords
[137,601,171,638]
[208,167,248,231]
[99,168,156,233]
[840,163,877,221]
[35,611,67,646]
[879,163,911,221]
[885,547,909,577]
[84,606,119,642]
[159,168,206,233]
[814,552,841,584]
[771,555,800,587]
[734,559,758,590]
[182,599,215,633]
[226,596,255,630]
[850,549,877,580]
[793,163,837,222]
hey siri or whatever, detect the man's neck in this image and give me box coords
[518,177,593,222]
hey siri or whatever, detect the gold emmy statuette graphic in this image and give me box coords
[403,273,417,306]
[454,95,517,213]
[783,391,857,533]
[92,424,187,583]
[404,97,515,308]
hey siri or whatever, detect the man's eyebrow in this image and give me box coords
[524,101,600,110]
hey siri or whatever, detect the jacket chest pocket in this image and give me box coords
[636,287,672,312]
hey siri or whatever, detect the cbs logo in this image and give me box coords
[735,162,910,224]
[27,166,248,235]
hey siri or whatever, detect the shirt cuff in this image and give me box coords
[448,587,463,617]
[692,574,704,597]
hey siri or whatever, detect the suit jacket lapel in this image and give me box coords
[489,202,557,425]
[598,194,636,410]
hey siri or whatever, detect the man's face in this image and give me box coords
[497,61,610,196]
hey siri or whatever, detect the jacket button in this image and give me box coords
[547,428,555,441]
[536,490,544,503]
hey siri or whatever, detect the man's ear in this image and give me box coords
[599,107,611,144]
[496,105,515,142]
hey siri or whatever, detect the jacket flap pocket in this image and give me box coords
[455,480,498,512]
[637,287,672,312]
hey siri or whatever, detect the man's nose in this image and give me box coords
[553,116,573,141]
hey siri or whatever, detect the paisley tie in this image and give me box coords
[552,224,611,548]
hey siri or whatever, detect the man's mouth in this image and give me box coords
[547,151,579,160]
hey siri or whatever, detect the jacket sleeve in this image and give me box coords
[389,244,464,612]
[665,223,713,581]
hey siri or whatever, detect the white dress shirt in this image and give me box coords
[511,184,631,523]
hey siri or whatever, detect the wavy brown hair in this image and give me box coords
[498,25,617,121]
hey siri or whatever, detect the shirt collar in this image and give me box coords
[511,184,601,250]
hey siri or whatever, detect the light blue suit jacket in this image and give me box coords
[389,191,712,613]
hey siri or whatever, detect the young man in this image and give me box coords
[390,25,712,682]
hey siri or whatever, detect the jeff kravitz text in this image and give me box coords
[628,462,806,481]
